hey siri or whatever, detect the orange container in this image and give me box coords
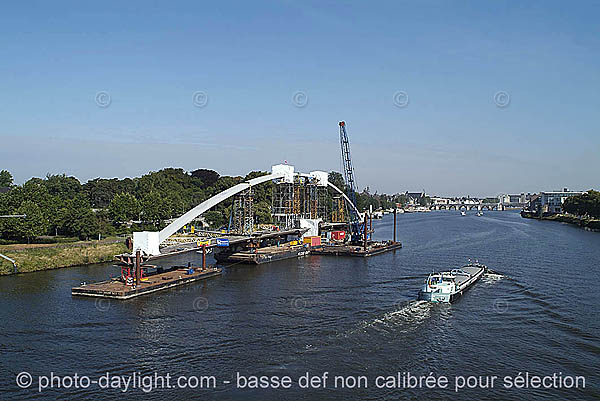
[303,236,321,246]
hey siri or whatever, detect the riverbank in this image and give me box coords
[0,238,129,275]
[521,210,600,231]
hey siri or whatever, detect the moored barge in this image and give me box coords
[214,243,311,265]
[311,240,402,257]
[72,266,222,300]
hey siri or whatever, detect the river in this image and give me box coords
[1,210,598,400]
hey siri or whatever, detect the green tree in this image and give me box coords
[84,177,135,208]
[58,195,97,239]
[16,201,47,243]
[204,210,226,228]
[394,194,408,207]
[109,193,140,223]
[141,191,171,228]
[165,192,186,217]
[95,209,115,237]
[77,209,100,240]
[44,174,81,199]
[254,200,272,224]
[0,170,13,187]
[191,169,220,188]
[328,171,345,192]
[563,190,600,218]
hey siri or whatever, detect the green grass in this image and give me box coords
[0,240,129,275]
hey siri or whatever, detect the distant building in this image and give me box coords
[0,187,10,194]
[404,191,427,206]
[461,198,479,205]
[500,193,531,208]
[528,188,584,214]
[527,194,541,212]
[431,197,450,205]
[508,194,521,204]
[540,189,584,214]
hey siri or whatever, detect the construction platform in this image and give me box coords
[311,241,403,257]
[115,228,308,264]
[214,243,311,265]
[71,267,222,300]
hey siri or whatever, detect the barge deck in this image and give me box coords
[71,267,222,299]
[311,241,402,257]
[214,243,311,265]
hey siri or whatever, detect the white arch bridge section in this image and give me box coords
[133,164,357,255]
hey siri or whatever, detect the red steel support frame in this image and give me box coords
[135,250,141,287]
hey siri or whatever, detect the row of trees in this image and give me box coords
[0,168,401,243]
[0,168,249,242]
[562,190,600,218]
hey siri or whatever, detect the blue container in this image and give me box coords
[216,238,230,247]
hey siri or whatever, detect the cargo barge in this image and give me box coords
[311,240,402,257]
[418,262,487,303]
[71,266,222,299]
[214,243,311,265]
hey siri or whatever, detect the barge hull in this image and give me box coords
[215,245,311,265]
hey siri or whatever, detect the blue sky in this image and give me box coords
[1,0,599,196]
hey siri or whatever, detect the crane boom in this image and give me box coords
[339,121,357,210]
[338,121,363,242]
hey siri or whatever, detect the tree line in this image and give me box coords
[0,168,271,242]
[0,168,399,243]
[562,190,600,218]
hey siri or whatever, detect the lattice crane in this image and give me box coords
[338,121,364,243]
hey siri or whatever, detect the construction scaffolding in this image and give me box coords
[271,175,328,230]
[232,188,254,234]
[272,182,295,230]
[331,196,346,223]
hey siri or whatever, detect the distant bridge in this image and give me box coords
[429,202,505,211]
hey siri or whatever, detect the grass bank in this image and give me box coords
[0,238,129,275]
[521,211,600,231]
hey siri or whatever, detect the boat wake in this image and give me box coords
[343,300,438,338]
[482,271,505,282]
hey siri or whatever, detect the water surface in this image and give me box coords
[1,211,598,400]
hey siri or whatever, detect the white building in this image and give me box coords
[431,197,450,205]
[539,189,584,214]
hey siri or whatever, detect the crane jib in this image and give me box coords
[339,121,363,239]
